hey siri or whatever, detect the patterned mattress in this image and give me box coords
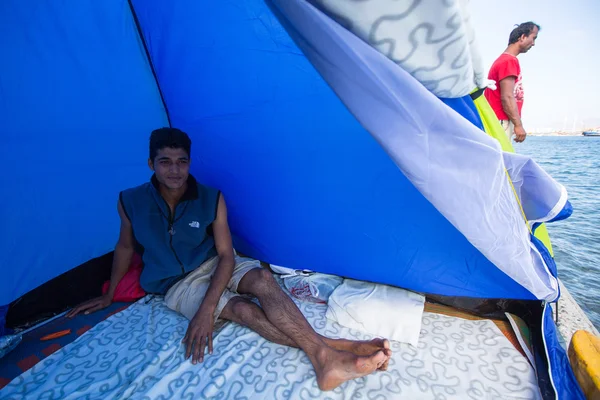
[1,286,542,399]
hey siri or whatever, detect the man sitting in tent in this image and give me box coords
[67,127,391,391]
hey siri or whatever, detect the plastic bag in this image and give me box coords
[283,272,343,304]
[0,333,22,359]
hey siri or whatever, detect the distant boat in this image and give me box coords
[582,131,600,137]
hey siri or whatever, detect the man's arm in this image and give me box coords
[199,194,235,312]
[500,77,527,142]
[183,193,235,363]
[67,198,135,317]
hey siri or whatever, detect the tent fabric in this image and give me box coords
[445,92,566,230]
[472,93,556,256]
[268,0,564,301]
[472,91,515,152]
[543,304,586,399]
[439,95,485,130]
[0,0,168,306]
[0,306,8,337]
[130,0,536,300]
[503,153,569,225]
[0,0,568,305]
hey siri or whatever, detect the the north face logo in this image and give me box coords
[189,221,200,228]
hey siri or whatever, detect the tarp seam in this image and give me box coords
[127,0,172,127]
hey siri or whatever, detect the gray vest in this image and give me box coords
[120,175,220,294]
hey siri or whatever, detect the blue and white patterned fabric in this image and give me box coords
[2,282,540,399]
[308,0,488,97]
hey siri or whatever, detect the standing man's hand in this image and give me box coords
[183,305,215,364]
[67,294,112,318]
[514,124,527,143]
[499,76,527,143]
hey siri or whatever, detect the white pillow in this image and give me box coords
[326,279,425,347]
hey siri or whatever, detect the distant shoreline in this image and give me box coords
[529,127,600,136]
[529,132,598,137]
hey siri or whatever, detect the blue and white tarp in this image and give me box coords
[269,0,568,301]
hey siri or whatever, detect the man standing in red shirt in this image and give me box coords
[485,22,540,143]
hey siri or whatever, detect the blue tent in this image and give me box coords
[0,0,584,398]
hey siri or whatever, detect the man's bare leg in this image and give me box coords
[234,269,387,390]
[220,297,297,347]
[220,297,391,370]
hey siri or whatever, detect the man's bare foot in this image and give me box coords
[314,348,386,391]
[325,337,392,371]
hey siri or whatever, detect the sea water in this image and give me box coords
[518,136,599,330]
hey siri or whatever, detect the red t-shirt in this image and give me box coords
[484,53,523,120]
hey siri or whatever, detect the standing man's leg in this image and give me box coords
[233,268,387,391]
[500,120,514,141]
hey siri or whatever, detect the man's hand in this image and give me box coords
[514,125,527,143]
[67,294,112,318]
[66,198,135,319]
[183,306,215,364]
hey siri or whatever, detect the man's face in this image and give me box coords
[520,27,539,53]
[149,147,190,190]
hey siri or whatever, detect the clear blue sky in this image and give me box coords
[469,0,600,132]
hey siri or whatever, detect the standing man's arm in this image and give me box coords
[182,193,235,364]
[500,77,527,143]
[67,198,135,317]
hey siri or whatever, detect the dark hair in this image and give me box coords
[508,22,540,45]
[149,127,192,160]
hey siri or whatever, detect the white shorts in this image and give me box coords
[164,255,261,320]
[500,120,514,141]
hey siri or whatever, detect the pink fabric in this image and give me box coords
[102,253,146,302]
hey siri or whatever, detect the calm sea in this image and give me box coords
[518,136,599,330]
